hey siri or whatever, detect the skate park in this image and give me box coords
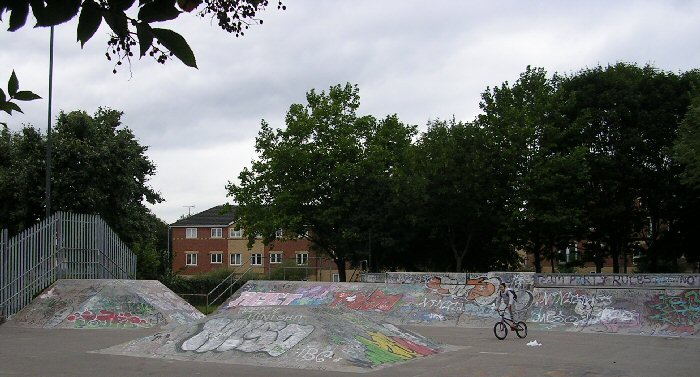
[2,272,700,376]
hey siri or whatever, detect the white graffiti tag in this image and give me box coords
[181,318,314,356]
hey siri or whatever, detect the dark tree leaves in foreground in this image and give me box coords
[0,0,285,70]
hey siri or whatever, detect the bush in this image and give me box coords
[269,261,312,281]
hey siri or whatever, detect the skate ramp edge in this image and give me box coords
[8,279,204,329]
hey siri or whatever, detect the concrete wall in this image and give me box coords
[220,272,700,337]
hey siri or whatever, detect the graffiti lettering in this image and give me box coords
[180,318,314,356]
[227,292,303,308]
[330,290,402,312]
[295,345,339,363]
[647,290,700,330]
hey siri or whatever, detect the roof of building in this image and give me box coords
[170,205,236,227]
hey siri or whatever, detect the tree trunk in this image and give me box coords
[611,239,620,273]
[335,256,347,282]
[533,242,542,273]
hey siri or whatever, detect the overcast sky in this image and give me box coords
[2,1,699,224]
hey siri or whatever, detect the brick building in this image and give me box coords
[170,205,355,281]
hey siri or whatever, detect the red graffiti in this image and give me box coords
[331,289,402,312]
[66,310,147,327]
[391,336,439,356]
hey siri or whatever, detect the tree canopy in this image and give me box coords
[227,83,417,281]
[230,64,700,275]
[0,108,168,278]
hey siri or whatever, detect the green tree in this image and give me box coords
[560,63,692,272]
[413,119,516,272]
[0,125,46,234]
[228,83,416,281]
[50,108,163,245]
[1,0,285,69]
[674,84,700,191]
[0,108,166,277]
[475,66,589,273]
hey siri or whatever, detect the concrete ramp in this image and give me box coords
[217,279,700,337]
[97,306,450,373]
[9,279,204,329]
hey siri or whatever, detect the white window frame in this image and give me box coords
[211,252,223,264]
[296,252,308,266]
[186,252,198,266]
[270,252,283,264]
[251,253,263,266]
[230,253,242,266]
[332,273,340,282]
[211,228,223,238]
[229,228,243,238]
[186,228,197,239]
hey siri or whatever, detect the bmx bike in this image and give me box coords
[494,309,528,340]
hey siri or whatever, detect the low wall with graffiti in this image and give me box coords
[9,279,204,329]
[220,272,700,337]
[218,275,537,329]
[99,306,450,372]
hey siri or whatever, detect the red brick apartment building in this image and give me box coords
[170,206,354,281]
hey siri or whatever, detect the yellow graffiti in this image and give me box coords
[357,332,419,361]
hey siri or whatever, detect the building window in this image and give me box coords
[332,273,340,282]
[186,228,197,239]
[275,229,284,238]
[270,252,282,264]
[251,253,262,265]
[211,252,223,264]
[186,253,197,266]
[230,253,242,266]
[296,252,308,266]
[229,228,243,238]
[211,228,222,238]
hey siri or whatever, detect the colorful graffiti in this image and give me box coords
[647,290,700,333]
[426,275,534,310]
[330,289,402,312]
[227,292,303,307]
[180,318,314,356]
[354,331,439,365]
[66,309,156,328]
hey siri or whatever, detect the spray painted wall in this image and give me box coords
[220,272,700,337]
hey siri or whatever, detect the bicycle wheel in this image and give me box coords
[494,322,508,340]
[515,321,528,338]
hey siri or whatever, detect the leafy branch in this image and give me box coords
[0,0,286,71]
[0,70,41,126]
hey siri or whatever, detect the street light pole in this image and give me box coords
[45,25,55,219]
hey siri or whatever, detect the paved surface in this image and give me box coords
[1,322,698,377]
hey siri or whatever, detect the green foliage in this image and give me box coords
[1,1,286,70]
[228,83,417,280]
[0,108,168,277]
[673,86,700,191]
[0,71,41,125]
[268,261,311,281]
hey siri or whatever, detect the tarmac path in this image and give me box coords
[1,323,698,377]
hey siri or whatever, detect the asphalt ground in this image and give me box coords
[1,322,698,377]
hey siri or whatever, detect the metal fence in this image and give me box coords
[0,212,136,319]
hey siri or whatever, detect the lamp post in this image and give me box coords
[45,26,54,219]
